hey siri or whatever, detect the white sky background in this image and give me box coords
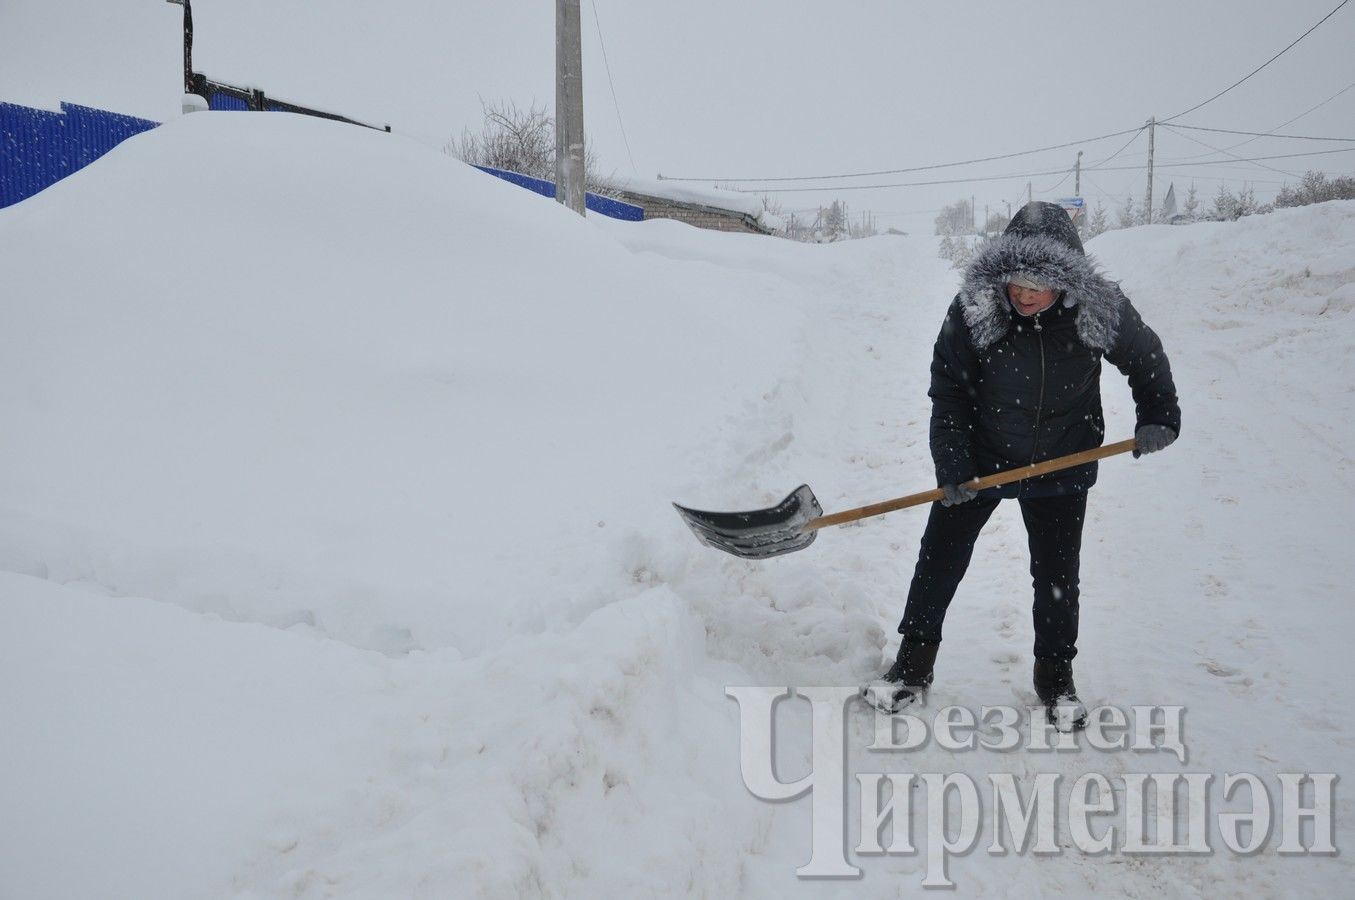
[3,1,1353,235]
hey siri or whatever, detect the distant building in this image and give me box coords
[607,177,775,235]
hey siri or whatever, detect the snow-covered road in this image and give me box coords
[2,114,1352,898]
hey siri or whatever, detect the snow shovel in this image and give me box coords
[673,438,1138,559]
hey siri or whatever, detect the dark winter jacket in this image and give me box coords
[929,202,1181,498]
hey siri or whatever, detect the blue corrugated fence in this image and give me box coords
[474,165,644,221]
[1,102,159,208]
[2,100,646,222]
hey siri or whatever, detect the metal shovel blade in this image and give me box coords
[672,484,823,559]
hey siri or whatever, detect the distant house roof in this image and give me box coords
[607,176,774,235]
[611,177,763,216]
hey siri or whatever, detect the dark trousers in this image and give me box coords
[897,491,1088,660]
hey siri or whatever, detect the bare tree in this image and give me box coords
[776,198,879,242]
[446,99,614,194]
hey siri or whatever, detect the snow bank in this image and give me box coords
[0,112,802,657]
[0,111,835,900]
[3,110,1353,897]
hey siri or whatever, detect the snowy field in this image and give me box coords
[2,113,1353,898]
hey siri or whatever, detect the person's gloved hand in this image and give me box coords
[1134,424,1177,458]
[941,482,979,507]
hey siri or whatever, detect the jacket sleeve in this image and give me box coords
[1104,294,1181,436]
[929,296,981,485]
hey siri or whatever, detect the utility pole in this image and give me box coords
[555,0,586,216]
[1144,116,1156,225]
[971,194,976,233]
[1027,182,1032,205]
[165,0,192,94]
[1074,150,1082,198]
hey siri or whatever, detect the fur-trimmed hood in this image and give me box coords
[957,230,1125,353]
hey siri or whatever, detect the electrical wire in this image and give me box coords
[1160,123,1302,178]
[731,166,1076,193]
[1264,76,1355,134]
[1037,169,1075,195]
[1125,145,1355,170]
[735,146,1355,193]
[656,8,1353,189]
[1088,127,1146,168]
[1166,123,1355,141]
[589,0,638,175]
[1080,172,1127,203]
[1158,173,1298,186]
[1147,77,1355,164]
[1161,0,1353,123]
[657,125,1145,184]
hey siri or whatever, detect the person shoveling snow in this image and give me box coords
[863,201,1181,730]
[675,200,1181,732]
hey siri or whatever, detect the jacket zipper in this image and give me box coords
[1029,314,1047,470]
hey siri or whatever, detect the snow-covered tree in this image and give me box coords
[1117,196,1138,229]
[819,200,848,241]
[1183,183,1200,221]
[1211,185,1240,221]
[934,198,974,236]
[938,234,956,261]
[1210,184,1269,221]
[1274,171,1355,208]
[1084,200,1110,238]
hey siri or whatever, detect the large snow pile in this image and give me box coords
[2,113,1353,898]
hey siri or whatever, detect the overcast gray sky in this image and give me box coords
[7,1,1354,235]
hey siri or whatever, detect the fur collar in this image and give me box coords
[957,233,1124,352]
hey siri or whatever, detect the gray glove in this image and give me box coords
[940,482,979,507]
[1134,424,1177,458]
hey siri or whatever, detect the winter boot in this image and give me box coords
[862,641,939,714]
[1034,658,1088,733]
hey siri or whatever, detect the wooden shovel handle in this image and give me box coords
[804,438,1137,531]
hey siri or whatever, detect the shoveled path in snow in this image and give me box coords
[610,206,1355,897]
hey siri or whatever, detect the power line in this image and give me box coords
[1266,76,1355,132]
[1167,123,1355,141]
[1162,0,1353,123]
[1081,172,1124,201]
[1160,123,1302,178]
[589,0,638,175]
[736,146,1355,193]
[657,125,1145,184]
[1038,169,1075,194]
[657,7,1353,190]
[1088,127,1147,168]
[1131,145,1355,169]
[1151,77,1355,164]
[1159,173,1300,186]
[733,166,1074,193]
